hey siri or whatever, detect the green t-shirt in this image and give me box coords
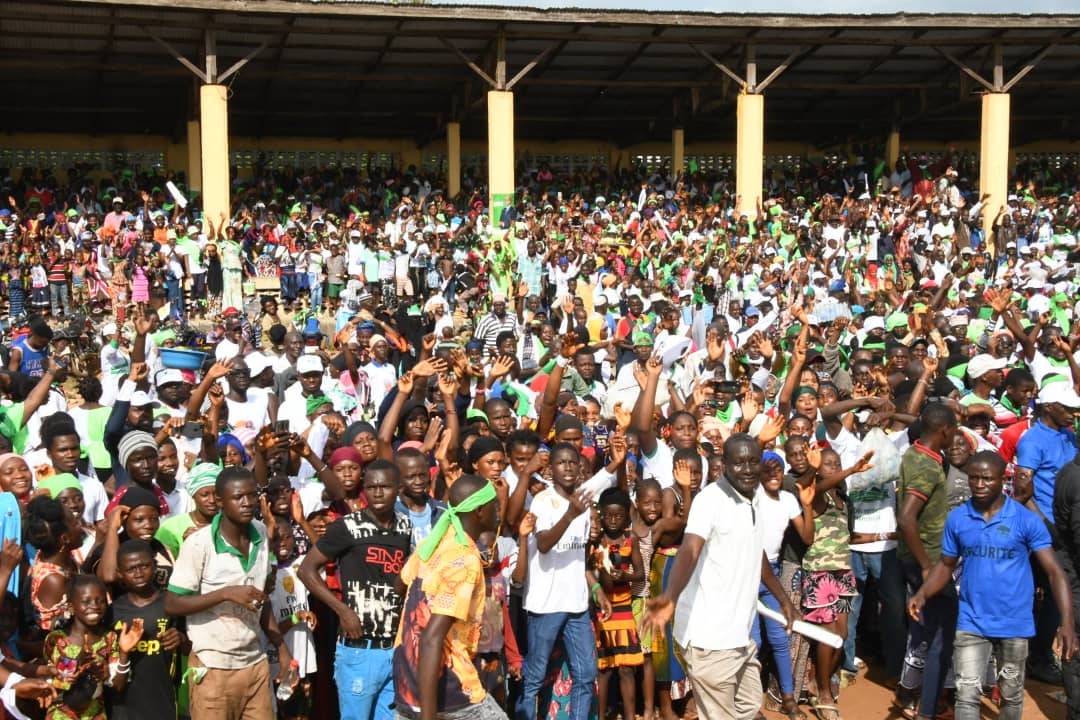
[897,444,948,564]
[0,403,27,454]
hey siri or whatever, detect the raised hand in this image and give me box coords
[488,354,515,381]
[757,414,785,445]
[397,371,415,395]
[613,401,632,431]
[129,362,150,384]
[567,489,591,518]
[806,443,823,470]
[519,512,537,537]
[118,618,145,653]
[206,361,232,381]
[559,332,584,360]
[673,459,694,489]
[437,372,458,397]
[850,450,875,475]
[797,480,816,507]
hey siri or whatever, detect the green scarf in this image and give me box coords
[306,394,330,416]
[417,481,497,561]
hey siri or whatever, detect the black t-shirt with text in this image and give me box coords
[106,593,179,720]
[316,509,413,640]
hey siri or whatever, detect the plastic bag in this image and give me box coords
[846,427,901,492]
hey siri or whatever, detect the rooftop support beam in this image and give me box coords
[442,33,561,91]
[934,42,1055,93]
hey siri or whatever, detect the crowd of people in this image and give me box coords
[0,148,1074,720]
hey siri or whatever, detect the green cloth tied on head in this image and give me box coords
[633,331,653,347]
[885,312,908,332]
[186,463,221,497]
[416,481,497,561]
[306,394,331,416]
[39,473,81,499]
[151,328,177,346]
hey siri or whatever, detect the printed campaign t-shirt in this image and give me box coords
[942,496,1051,639]
[316,509,413,640]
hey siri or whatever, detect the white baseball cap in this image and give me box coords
[966,354,1007,380]
[1038,382,1080,408]
[296,355,323,375]
[245,352,272,377]
[155,369,184,387]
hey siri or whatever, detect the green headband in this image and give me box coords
[306,394,331,416]
[39,473,82,499]
[416,481,498,561]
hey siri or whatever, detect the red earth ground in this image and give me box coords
[758,669,1066,720]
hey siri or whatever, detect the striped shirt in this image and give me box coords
[474,312,519,355]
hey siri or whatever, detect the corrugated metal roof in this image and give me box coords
[1,0,1078,146]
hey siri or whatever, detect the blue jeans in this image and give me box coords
[49,282,70,316]
[751,561,794,695]
[901,559,957,719]
[517,611,597,720]
[281,271,297,301]
[953,632,1027,720]
[334,641,395,720]
[845,548,907,679]
[308,272,323,309]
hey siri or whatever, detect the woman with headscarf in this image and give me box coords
[155,463,220,560]
[218,432,252,468]
[84,485,173,591]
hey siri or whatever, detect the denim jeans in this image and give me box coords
[751,560,794,695]
[845,548,907,679]
[49,281,70,317]
[953,632,1027,720]
[281,271,297,301]
[901,559,957,718]
[334,641,395,720]
[517,611,597,720]
[308,272,323,309]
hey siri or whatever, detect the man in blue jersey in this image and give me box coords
[910,451,1076,720]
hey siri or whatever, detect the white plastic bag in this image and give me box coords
[846,427,901,492]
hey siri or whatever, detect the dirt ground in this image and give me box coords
[758,668,1067,720]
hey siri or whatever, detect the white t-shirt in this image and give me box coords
[268,557,316,677]
[226,391,271,431]
[361,360,397,411]
[755,486,801,563]
[673,479,763,651]
[525,487,590,614]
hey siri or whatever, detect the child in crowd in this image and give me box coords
[592,487,644,720]
[44,574,142,720]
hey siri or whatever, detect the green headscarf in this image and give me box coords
[416,481,498,561]
[306,394,331,417]
[186,463,221,497]
[39,473,82,499]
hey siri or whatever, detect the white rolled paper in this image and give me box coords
[757,602,844,649]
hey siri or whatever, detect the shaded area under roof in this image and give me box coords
[6,0,1080,149]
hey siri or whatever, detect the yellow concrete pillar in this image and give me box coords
[487,90,515,226]
[735,93,764,216]
[672,127,685,178]
[886,126,900,169]
[979,93,1010,253]
[186,119,202,193]
[199,85,229,222]
[447,121,461,198]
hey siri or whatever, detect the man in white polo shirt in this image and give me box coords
[643,433,798,720]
